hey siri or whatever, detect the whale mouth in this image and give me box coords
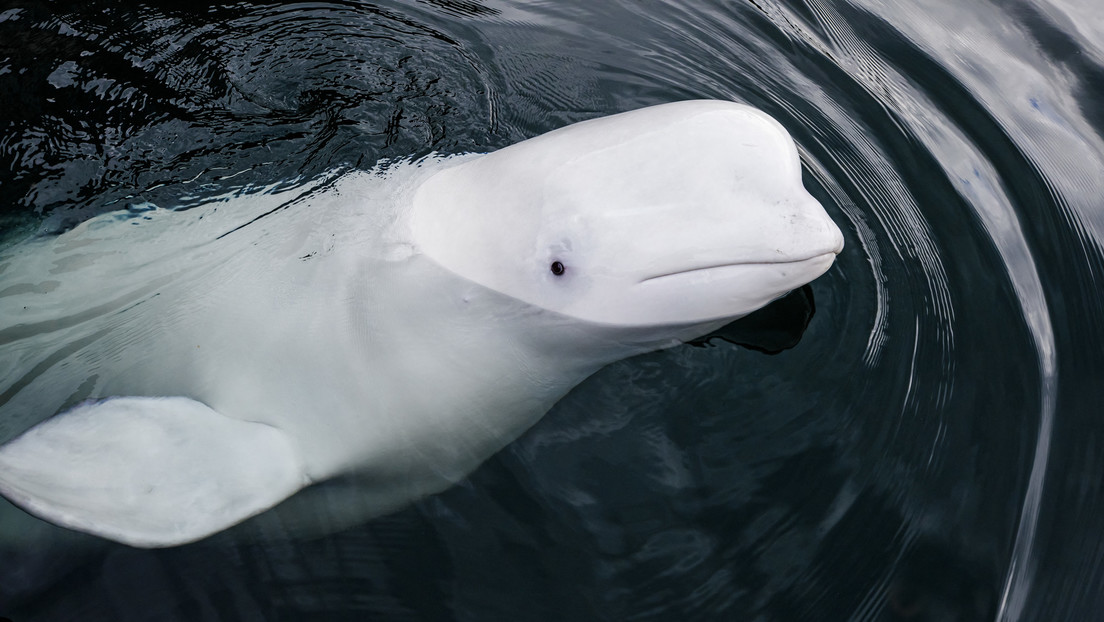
[639,252,839,284]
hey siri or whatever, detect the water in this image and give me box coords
[1,1,1102,620]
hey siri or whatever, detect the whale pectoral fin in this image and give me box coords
[0,396,308,548]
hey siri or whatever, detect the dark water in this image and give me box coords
[2,1,1103,620]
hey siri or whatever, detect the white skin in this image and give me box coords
[0,101,843,547]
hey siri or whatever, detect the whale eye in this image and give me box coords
[550,261,565,276]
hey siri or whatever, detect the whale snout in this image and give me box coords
[783,194,845,261]
[610,192,844,326]
[821,205,846,256]
[831,225,846,254]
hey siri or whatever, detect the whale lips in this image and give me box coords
[639,251,841,284]
[639,213,845,285]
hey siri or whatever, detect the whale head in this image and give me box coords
[411,100,843,333]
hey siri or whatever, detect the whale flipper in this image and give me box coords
[0,397,307,548]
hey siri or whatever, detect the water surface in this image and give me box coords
[2,1,1103,620]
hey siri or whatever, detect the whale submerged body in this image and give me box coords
[0,100,844,547]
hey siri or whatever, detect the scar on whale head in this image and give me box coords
[0,100,844,547]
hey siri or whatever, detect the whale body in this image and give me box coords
[0,100,844,547]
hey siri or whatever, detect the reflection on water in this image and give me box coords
[2,0,1104,620]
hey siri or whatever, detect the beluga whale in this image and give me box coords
[0,100,844,547]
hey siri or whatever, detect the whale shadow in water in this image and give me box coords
[690,285,816,354]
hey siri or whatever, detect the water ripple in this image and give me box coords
[4,0,1104,620]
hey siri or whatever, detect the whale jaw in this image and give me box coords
[562,250,841,329]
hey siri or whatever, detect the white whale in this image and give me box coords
[0,100,844,547]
